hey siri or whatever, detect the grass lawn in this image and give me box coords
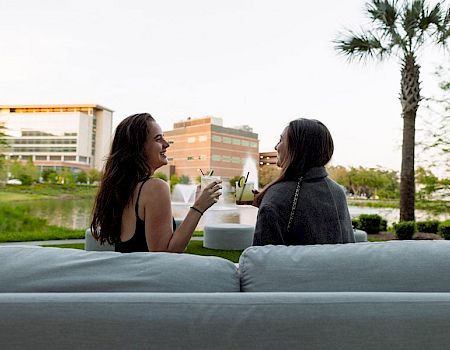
[42,239,243,263]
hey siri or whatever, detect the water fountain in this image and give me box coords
[171,184,197,204]
[241,156,259,190]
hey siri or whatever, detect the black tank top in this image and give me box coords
[115,177,176,253]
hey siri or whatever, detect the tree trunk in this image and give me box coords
[399,54,421,222]
[400,111,416,221]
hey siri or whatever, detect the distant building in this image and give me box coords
[0,104,113,171]
[259,151,277,168]
[162,116,259,181]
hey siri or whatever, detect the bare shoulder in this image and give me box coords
[141,177,170,198]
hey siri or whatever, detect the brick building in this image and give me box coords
[162,116,259,182]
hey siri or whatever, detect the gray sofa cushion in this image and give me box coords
[0,246,239,292]
[239,240,450,292]
[2,292,450,350]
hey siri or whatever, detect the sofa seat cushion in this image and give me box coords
[0,246,239,292]
[239,241,450,292]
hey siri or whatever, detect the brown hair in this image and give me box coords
[255,118,334,206]
[90,113,155,244]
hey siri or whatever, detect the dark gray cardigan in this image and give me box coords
[253,166,355,246]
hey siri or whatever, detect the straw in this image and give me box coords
[238,171,250,202]
[199,169,205,176]
[209,170,214,176]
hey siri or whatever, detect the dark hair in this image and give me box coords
[91,113,155,244]
[255,118,334,205]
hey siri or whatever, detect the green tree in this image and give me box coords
[258,166,281,188]
[153,171,168,182]
[179,175,190,184]
[327,165,351,189]
[10,158,39,185]
[42,169,58,183]
[170,174,180,192]
[335,0,450,221]
[76,170,88,184]
[87,168,101,184]
[0,123,9,183]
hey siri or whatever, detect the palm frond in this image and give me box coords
[437,8,450,46]
[402,1,421,42]
[367,0,400,30]
[334,30,389,61]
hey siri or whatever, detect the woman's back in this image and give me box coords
[253,166,355,245]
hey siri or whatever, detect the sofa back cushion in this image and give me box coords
[239,241,450,292]
[0,246,240,292]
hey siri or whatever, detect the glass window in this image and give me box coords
[242,140,249,147]
[198,135,207,142]
[232,157,240,164]
[35,155,47,160]
[187,156,194,160]
[187,137,196,143]
[232,138,241,145]
[212,135,222,142]
[211,155,221,161]
[49,156,61,161]
[222,155,231,163]
[222,137,231,144]
[64,156,76,161]
[250,142,257,148]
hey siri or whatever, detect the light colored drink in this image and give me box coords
[235,181,254,205]
[200,175,221,191]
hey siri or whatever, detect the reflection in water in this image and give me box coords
[22,198,449,230]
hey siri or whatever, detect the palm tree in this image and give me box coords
[335,0,450,221]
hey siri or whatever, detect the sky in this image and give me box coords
[1,0,448,172]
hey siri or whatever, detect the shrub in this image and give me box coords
[394,221,416,240]
[380,218,387,231]
[416,220,440,233]
[357,214,384,234]
[438,220,450,240]
[352,218,360,230]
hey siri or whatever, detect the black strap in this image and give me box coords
[135,176,151,218]
[287,177,303,233]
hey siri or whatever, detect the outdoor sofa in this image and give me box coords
[1,240,450,349]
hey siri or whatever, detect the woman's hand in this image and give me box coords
[193,180,222,213]
[251,189,260,207]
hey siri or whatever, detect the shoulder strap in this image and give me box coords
[135,176,151,218]
[287,177,303,233]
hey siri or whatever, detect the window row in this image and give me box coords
[11,138,77,145]
[11,147,77,152]
[173,134,257,148]
[211,135,257,148]
[10,155,89,163]
[182,154,248,164]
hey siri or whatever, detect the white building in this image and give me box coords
[0,104,113,171]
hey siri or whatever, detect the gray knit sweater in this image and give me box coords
[253,166,355,246]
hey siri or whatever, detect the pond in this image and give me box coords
[21,198,450,230]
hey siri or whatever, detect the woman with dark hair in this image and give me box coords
[252,118,354,246]
[91,113,222,253]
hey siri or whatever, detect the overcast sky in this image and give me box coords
[1,0,448,171]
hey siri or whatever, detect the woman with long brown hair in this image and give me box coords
[91,113,222,253]
[252,118,354,245]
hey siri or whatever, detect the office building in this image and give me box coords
[163,116,259,181]
[259,151,278,168]
[0,104,113,171]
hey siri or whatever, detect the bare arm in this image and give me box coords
[143,178,221,253]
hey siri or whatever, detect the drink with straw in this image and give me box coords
[199,169,221,192]
[235,173,254,205]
